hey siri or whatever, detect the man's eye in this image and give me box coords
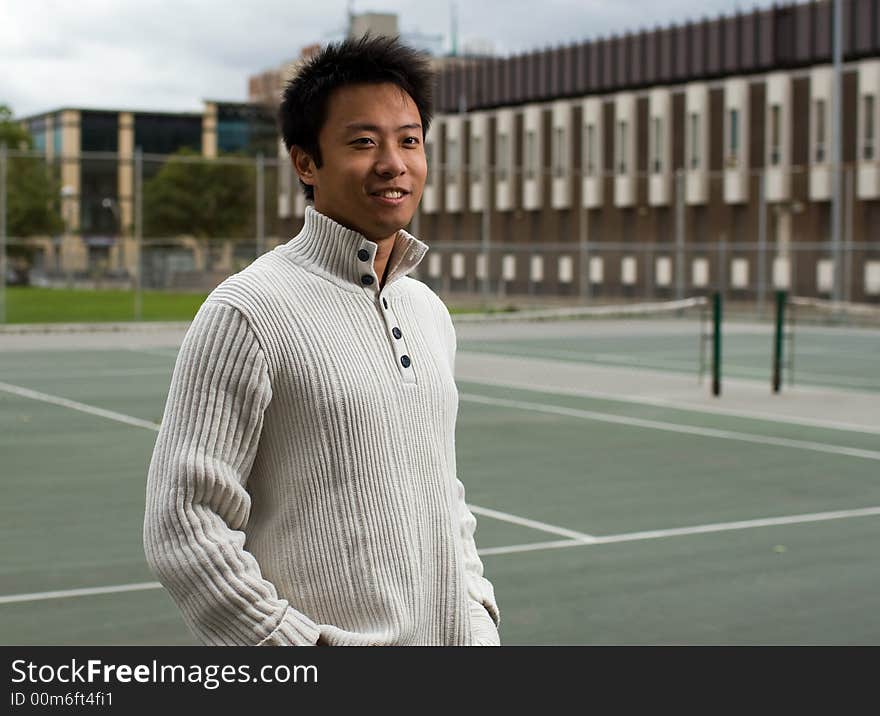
[352,137,375,146]
[403,136,420,145]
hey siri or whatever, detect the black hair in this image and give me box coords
[279,34,434,200]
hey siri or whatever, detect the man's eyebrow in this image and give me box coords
[344,122,422,132]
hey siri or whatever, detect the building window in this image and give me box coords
[814,99,826,164]
[425,143,434,186]
[134,114,202,156]
[769,104,782,166]
[727,108,739,168]
[864,94,876,161]
[688,112,700,170]
[525,130,536,180]
[497,133,509,182]
[447,138,458,185]
[616,120,627,175]
[552,127,565,178]
[651,116,663,174]
[470,135,482,183]
[585,123,596,177]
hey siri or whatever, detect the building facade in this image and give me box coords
[19,101,276,283]
[277,0,880,303]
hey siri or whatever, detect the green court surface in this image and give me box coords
[1,332,878,645]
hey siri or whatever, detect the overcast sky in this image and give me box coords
[3,0,780,119]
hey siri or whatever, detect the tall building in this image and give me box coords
[273,0,880,303]
[407,0,880,302]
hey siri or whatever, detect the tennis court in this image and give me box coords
[1,305,878,644]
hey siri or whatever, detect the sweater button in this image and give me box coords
[357,249,370,261]
[392,327,402,339]
[400,355,411,368]
[382,297,389,309]
[361,274,374,285]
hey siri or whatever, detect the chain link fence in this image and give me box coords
[1,147,879,321]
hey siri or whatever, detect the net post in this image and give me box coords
[712,292,722,397]
[772,289,787,393]
[698,299,707,385]
[787,296,796,388]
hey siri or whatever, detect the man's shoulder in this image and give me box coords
[397,276,451,317]
[205,250,304,312]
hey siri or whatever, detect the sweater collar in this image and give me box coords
[276,205,428,291]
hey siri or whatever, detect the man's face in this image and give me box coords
[295,82,427,243]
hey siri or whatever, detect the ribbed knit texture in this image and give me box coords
[143,206,500,646]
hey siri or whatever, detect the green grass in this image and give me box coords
[3,287,210,323]
[2,287,516,324]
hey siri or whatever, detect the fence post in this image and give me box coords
[134,147,143,321]
[757,170,767,319]
[481,166,491,307]
[772,289,787,393]
[0,143,7,324]
[844,164,854,302]
[674,169,685,301]
[712,291,722,397]
[256,153,265,258]
[579,205,590,301]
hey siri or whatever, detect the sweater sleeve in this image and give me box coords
[443,305,501,630]
[143,300,321,646]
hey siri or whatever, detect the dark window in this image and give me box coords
[134,114,201,155]
[616,119,627,175]
[769,104,781,166]
[216,103,277,156]
[80,158,119,235]
[814,99,826,163]
[689,112,700,170]
[471,135,482,182]
[651,116,663,174]
[585,123,596,176]
[727,108,739,166]
[80,112,118,152]
[497,133,509,182]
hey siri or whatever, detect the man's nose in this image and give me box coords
[374,145,406,177]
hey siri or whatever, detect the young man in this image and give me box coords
[143,35,500,646]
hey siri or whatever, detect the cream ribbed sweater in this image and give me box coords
[143,206,499,646]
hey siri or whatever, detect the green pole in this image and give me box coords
[712,291,722,397]
[772,290,787,393]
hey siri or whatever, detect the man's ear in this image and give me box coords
[290,146,316,189]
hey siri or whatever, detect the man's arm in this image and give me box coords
[143,301,320,646]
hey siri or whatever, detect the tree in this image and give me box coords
[143,148,255,269]
[0,104,64,240]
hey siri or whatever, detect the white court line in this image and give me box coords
[0,581,163,605]
[3,380,878,601]
[4,505,880,604]
[0,381,160,431]
[2,368,172,380]
[126,347,180,359]
[0,380,579,547]
[460,392,880,461]
[458,375,880,435]
[468,505,596,543]
[478,505,880,556]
